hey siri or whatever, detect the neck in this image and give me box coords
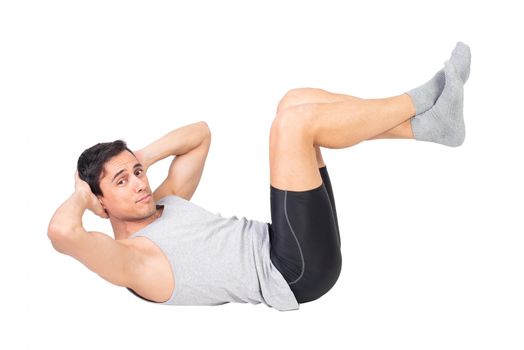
[111,206,163,240]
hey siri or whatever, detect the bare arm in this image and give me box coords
[47,173,135,287]
[135,121,211,201]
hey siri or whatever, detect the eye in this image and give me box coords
[135,169,143,176]
[117,178,127,186]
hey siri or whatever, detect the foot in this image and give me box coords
[410,60,465,147]
[407,42,471,115]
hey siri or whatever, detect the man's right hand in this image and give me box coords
[74,171,109,219]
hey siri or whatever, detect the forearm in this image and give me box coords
[48,191,88,239]
[136,121,210,169]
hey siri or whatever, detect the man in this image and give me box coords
[48,42,471,311]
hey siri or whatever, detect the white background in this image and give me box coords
[1,0,523,349]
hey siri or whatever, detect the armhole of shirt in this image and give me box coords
[126,287,159,304]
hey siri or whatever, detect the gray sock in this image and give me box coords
[410,61,465,147]
[407,42,471,115]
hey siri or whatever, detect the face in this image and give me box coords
[97,150,157,221]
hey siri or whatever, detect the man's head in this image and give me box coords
[77,140,157,221]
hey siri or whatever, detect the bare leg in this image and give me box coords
[367,119,414,139]
[276,88,414,169]
[270,90,416,191]
[315,145,326,168]
[275,88,414,170]
[276,88,415,142]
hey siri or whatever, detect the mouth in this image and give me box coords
[136,194,152,203]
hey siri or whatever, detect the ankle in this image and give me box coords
[403,93,417,118]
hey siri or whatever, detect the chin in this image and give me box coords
[145,203,158,216]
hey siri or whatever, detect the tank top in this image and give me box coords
[127,195,299,311]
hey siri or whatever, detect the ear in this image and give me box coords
[97,196,106,209]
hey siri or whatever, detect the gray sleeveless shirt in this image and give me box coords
[128,195,299,311]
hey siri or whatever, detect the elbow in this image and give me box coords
[47,222,65,252]
[198,121,211,138]
[47,222,63,241]
[47,222,74,253]
[197,121,211,148]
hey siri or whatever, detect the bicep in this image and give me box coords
[57,229,135,287]
[153,134,211,201]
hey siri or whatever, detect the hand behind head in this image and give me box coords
[74,171,109,219]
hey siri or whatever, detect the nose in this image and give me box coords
[132,174,147,192]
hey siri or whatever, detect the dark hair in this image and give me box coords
[77,140,135,196]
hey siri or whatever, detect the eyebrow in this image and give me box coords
[111,163,143,183]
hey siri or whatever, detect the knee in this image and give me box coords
[276,88,316,115]
[271,102,317,137]
[276,88,304,114]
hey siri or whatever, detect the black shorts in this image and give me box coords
[268,166,342,304]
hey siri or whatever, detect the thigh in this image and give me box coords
[268,182,342,303]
